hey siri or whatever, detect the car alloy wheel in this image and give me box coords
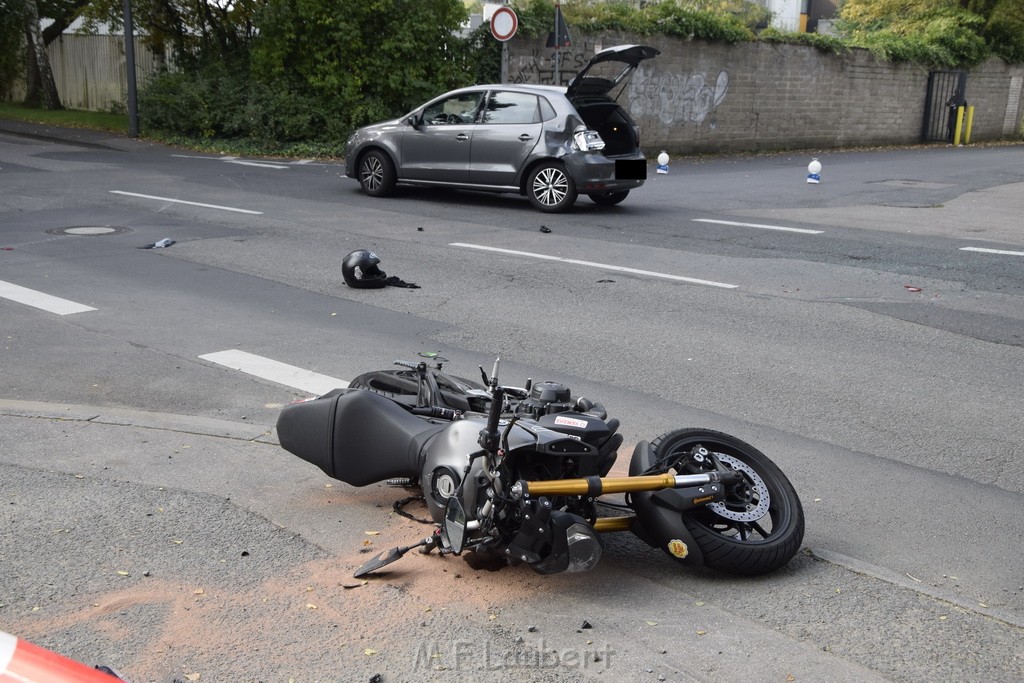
[528,162,577,212]
[358,150,396,197]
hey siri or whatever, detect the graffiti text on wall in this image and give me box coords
[508,46,592,86]
[508,46,729,128]
[628,67,729,126]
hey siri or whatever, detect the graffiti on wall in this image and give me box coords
[508,46,593,87]
[628,66,729,127]
[508,43,730,128]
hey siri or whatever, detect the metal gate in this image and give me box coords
[921,70,967,142]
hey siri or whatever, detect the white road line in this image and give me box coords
[199,349,347,394]
[223,159,291,170]
[693,218,824,235]
[0,279,96,315]
[110,190,263,215]
[450,243,738,289]
[960,246,1024,257]
[171,154,290,170]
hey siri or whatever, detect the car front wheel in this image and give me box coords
[527,162,577,213]
[358,150,396,197]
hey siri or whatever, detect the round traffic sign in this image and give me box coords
[490,6,518,42]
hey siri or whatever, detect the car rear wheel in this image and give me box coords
[358,150,396,197]
[588,190,630,206]
[528,162,577,213]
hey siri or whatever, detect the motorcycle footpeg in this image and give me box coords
[420,532,442,554]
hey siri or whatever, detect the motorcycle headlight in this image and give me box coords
[572,129,605,152]
[564,522,602,572]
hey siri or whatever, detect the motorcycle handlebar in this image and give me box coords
[478,386,505,454]
[411,406,461,421]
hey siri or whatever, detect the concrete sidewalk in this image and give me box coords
[0,118,173,155]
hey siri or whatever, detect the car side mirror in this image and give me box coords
[407,113,424,129]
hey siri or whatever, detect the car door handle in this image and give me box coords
[456,133,469,141]
[518,134,533,141]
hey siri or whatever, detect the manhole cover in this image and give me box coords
[46,226,132,236]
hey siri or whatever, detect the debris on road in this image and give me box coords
[140,238,176,249]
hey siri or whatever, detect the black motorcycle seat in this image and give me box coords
[331,389,448,486]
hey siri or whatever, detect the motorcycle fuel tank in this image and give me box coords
[420,416,596,522]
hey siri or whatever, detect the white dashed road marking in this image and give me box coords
[110,190,264,215]
[199,349,347,394]
[0,280,96,315]
[960,246,1024,257]
[692,218,824,235]
[450,243,738,289]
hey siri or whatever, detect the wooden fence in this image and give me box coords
[5,34,170,112]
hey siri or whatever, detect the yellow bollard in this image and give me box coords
[954,106,965,146]
[964,106,975,144]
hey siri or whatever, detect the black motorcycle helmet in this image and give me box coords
[342,249,387,288]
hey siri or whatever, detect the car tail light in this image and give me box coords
[572,128,605,152]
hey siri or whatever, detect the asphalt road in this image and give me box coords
[1,119,1022,682]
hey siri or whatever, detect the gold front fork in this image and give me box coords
[592,516,634,532]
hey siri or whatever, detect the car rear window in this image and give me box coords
[539,96,556,122]
[482,92,540,125]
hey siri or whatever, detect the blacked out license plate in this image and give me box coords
[615,159,647,180]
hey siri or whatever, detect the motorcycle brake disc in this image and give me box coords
[706,452,771,523]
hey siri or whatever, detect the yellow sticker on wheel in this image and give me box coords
[667,539,689,559]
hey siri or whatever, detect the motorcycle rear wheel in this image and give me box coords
[650,428,804,575]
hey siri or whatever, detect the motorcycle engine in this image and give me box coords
[514,381,574,419]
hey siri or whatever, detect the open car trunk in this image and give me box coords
[566,44,660,157]
[573,100,638,156]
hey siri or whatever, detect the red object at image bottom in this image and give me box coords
[1,631,121,683]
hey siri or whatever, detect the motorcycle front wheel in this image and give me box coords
[650,429,804,575]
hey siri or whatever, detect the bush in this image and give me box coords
[464,23,503,85]
[513,0,755,43]
[758,27,846,54]
[251,0,471,134]
[838,1,996,67]
[985,16,1024,64]
[140,58,260,139]
[140,70,224,138]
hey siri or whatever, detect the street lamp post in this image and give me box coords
[123,0,139,137]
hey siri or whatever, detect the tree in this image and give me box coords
[1,0,92,108]
[980,0,1024,62]
[79,0,265,65]
[24,0,62,108]
[0,1,26,97]
[251,0,471,130]
[839,0,1024,64]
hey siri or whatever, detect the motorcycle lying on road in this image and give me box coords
[276,354,804,577]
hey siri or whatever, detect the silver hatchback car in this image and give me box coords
[343,45,659,212]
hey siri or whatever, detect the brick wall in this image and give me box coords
[507,33,1024,154]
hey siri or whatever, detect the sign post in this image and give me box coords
[490,5,518,83]
[546,2,572,85]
